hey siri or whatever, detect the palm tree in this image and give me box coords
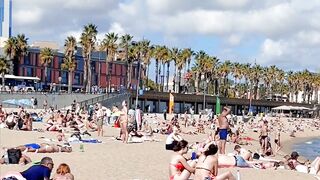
[217,60,232,97]
[0,57,9,91]
[101,32,118,92]
[80,24,98,93]
[170,48,180,92]
[250,64,263,99]
[39,47,54,86]
[119,34,133,88]
[138,39,151,89]
[153,45,167,91]
[194,50,207,93]
[4,34,29,75]
[63,36,77,93]
[61,56,76,93]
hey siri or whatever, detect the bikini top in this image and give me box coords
[170,162,185,171]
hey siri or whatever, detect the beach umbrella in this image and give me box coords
[215,97,221,115]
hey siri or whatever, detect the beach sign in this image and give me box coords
[169,93,174,114]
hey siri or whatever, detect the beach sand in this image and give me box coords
[0,113,318,180]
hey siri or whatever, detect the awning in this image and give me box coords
[4,75,40,81]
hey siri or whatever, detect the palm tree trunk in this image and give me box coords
[315,87,319,104]
[1,73,5,91]
[87,50,92,93]
[108,62,112,93]
[158,61,161,91]
[83,58,88,91]
[162,62,165,92]
[166,62,170,92]
[68,70,73,93]
[146,64,149,89]
[155,60,159,91]
[195,72,199,93]
[178,69,182,93]
[44,65,48,87]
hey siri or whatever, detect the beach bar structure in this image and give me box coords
[130,91,314,115]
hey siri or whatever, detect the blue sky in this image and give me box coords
[12,0,320,75]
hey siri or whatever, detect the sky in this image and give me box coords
[12,0,320,73]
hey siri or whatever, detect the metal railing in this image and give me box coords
[78,92,131,108]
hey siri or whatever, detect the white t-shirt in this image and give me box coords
[166,133,175,144]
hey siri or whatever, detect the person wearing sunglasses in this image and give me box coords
[21,157,54,180]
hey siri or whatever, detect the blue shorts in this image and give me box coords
[24,143,41,149]
[235,155,249,167]
[219,129,228,140]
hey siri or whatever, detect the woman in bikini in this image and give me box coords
[119,101,128,143]
[169,140,196,180]
[195,143,235,180]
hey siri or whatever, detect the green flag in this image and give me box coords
[215,96,221,115]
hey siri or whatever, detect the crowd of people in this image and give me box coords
[165,106,320,180]
[1,98,320,179]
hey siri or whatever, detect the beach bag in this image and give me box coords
[7,149,22,164]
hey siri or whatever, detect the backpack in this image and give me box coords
[7,149,22,164]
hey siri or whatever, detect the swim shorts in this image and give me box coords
[24,143,41,149]
[219,129,228,140]
[234,155,249,167]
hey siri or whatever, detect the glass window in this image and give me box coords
[74,73,80,85]
[24,54,31,65]
[47,69,51,82]
[26,67,33,76]
[61,71,68,84]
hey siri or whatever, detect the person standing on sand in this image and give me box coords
[96,103,104,137]
[120,101,128,143]
[218,106,231,154]
[260,121,269,155]
[274,127,281,153]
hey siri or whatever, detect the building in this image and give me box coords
[0,0,12,38]
[13,47,139,92]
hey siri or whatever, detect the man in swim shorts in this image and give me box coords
[218,107,231,154]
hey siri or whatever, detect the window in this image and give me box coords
[26,67,33,76]
[47,70,51,82]
[61,71,68,84]
[24,54,31,65]
[74,73,80,85]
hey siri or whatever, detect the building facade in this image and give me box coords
[16,47,139,91]
[0,0,12,38]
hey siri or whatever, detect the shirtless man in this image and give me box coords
[260,121,269,155]
[218,106,231,154]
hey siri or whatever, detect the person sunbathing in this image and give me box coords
[169,140,196,180]
[194,143,235,180]
[12,143,72,153]
[0,149,31,165]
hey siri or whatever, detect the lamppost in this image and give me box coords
[58,76,62,94]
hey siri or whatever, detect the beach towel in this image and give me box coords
[81,139,102,143]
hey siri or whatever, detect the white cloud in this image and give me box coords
[14,8,43,25]
[108,23,126,36]
[9,0,320,72]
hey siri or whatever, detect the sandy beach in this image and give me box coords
[0,112,318,180]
